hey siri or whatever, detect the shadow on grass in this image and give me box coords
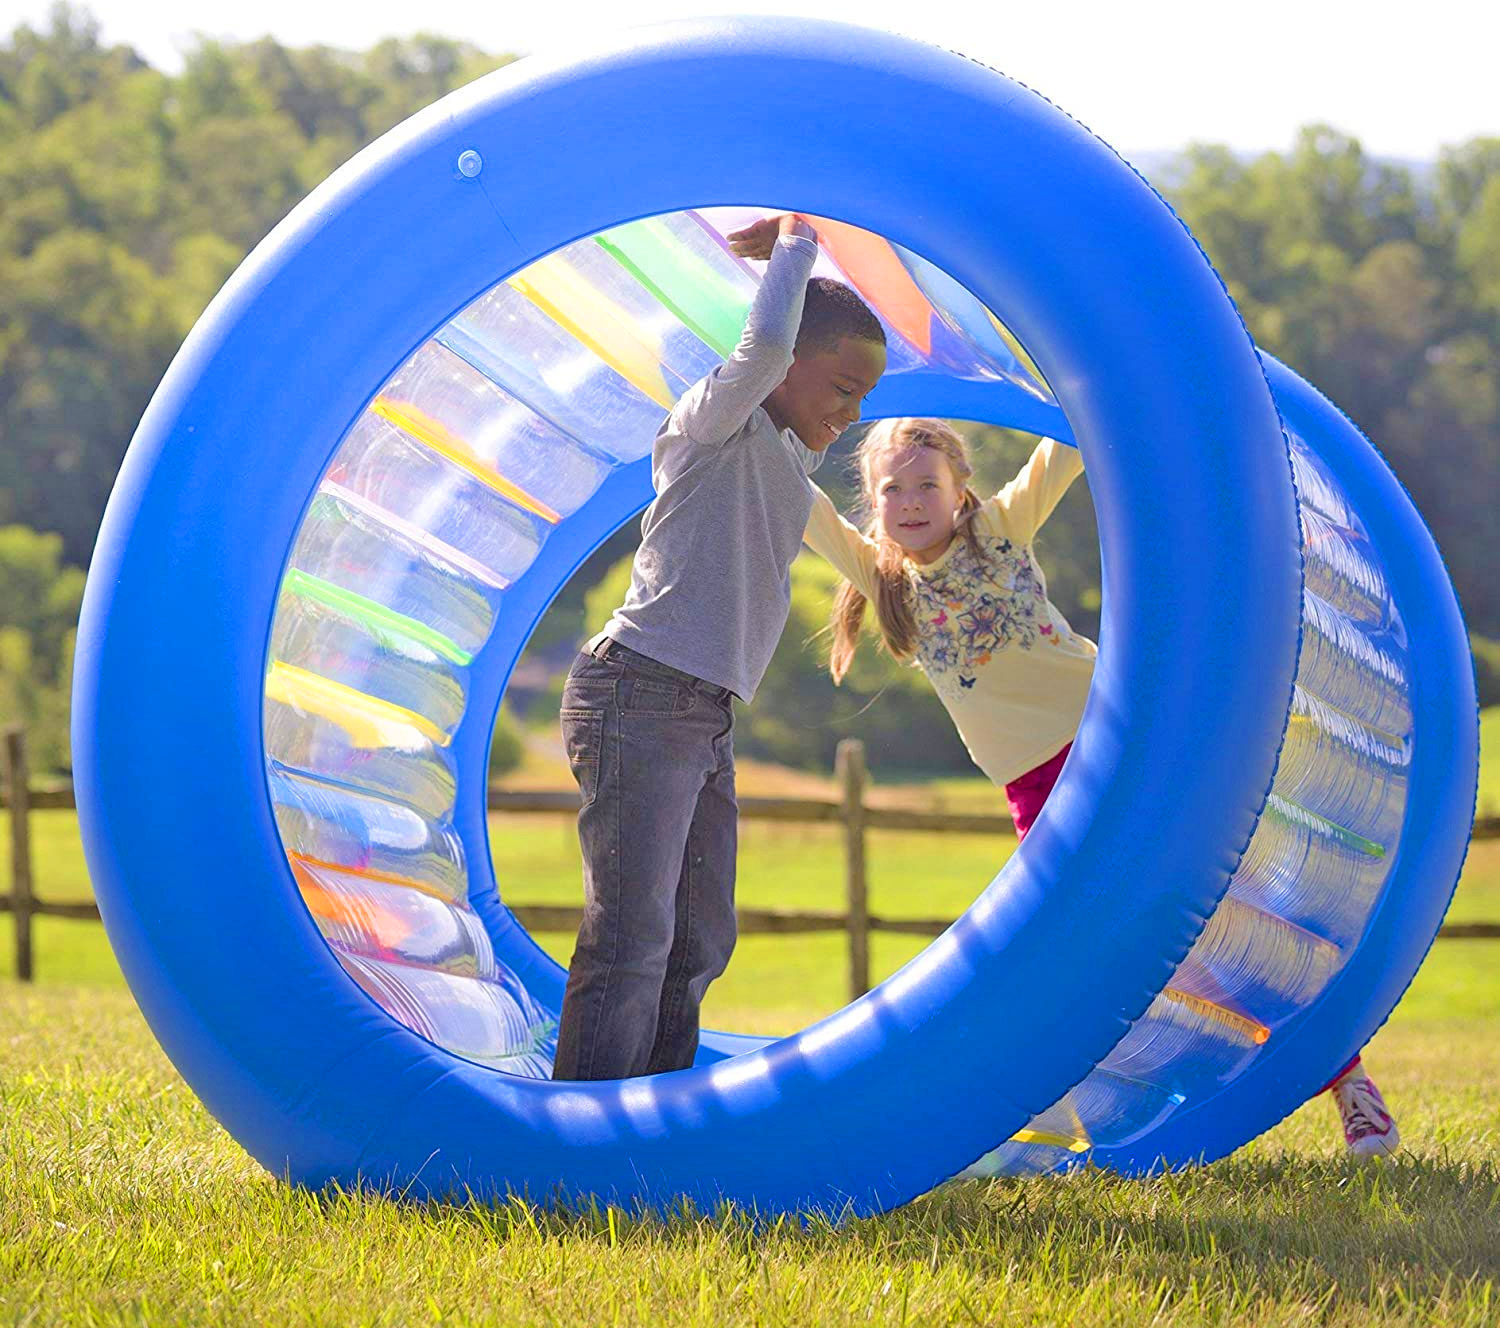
[393,1151,1500,1310]
[858,1152,1500,1304]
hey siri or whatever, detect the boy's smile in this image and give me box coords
[764,336,886,451]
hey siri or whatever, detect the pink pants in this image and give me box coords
[1002,742,1072,841]
[1002,741,1357,1095]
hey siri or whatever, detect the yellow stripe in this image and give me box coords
[510,256,678,409]
[371,398,560,524]
[267,662,449,750]
[985,309,1052,390]
[1162,987,1271,1045]
[1009,1128,1090,1154]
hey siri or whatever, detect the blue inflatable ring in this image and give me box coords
[73,18,1476,1216]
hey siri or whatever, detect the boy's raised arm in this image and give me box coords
[673,214,818,446]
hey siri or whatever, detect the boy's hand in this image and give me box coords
[727,213,817,260]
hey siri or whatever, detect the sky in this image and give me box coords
[3,0,1497,159]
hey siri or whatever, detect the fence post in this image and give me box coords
[5,727,34,983]
[837,738,869,1000]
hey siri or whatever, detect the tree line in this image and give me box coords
[2,4,1496,775]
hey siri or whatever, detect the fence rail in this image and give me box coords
[4,726,1498,991]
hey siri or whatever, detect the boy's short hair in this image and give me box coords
[794,278,886,353]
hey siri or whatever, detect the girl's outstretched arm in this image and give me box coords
[990,437,1085,543]
[802,482,879,601]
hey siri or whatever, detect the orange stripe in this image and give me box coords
[807,215,934,354]
[287,851,455,904]
[293,869,416,949]
[1162,987,1271,1045]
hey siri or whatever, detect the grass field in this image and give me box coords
[3,733,1499,1324]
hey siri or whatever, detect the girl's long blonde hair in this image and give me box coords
[829,418,985,684]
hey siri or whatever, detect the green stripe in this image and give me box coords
[282,569,473,667]
[595,219,750,358]
[1265,792,1386,859]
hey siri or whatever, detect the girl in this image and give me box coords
[802,416,1399,1158]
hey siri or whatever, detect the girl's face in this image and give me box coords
[872,444,962,564]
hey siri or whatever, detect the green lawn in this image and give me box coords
[2,736,1498,1324]
[3,925,1498,1325]
[1480,705,1500,819]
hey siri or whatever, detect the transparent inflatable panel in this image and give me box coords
[1227,795,1388,949]
[270,574,470,734]
[1274,685,1409,847]
[1300,591,1411,739]
[268,766,467,903]
[891,243,1054,397]
[1171,901,1342,1026]
[1098,993,1261,1092]
[332,414,547,587]
[1069,1072,1183,1148]
[965,1072,1183,1177]
[290,857,497,979]
[508,253,695,408]
[960,1095,1089,1178]
[994,424,1415,1174]
[264,663,457,821]
[526,240,724,393]
[290,485,501,655]
[596,212,759,358]
[381,341,610,519]
[1288,429,1359,529]
[1301,507,1391,629]
[341,953,557,1077]
[696,206,929,375]
[962,1138,1081,1178]
[439,283,665,462]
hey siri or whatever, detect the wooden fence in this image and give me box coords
[4,726,1498,994]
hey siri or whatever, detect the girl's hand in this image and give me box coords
[727,213,816,259]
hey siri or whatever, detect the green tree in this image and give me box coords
[1167,130,1500,637]
[359,36,513,137]
[0,11,519,566]
[0,229,182,558]
[1455,171,1500,328]
[0,2,144,132]
[0,525,85,772]
[487,704,525,781]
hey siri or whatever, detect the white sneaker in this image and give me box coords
[1331,1071,1400,1157]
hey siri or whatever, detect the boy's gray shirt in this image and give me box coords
[595,234,823,701]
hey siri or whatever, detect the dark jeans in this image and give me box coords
[551,638,738,1080]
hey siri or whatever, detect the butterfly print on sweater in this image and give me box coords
[908,535,1055,690]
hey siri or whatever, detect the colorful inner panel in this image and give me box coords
[966,430,1410,1174]
[262,208,1401,1145]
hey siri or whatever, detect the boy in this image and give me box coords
[552,212,888,1081]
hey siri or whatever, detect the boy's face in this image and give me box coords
[765,336,886,451]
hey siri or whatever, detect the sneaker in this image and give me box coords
[1331,1070,1400,1157]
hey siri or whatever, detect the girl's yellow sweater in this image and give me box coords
[803,438,1097,786]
